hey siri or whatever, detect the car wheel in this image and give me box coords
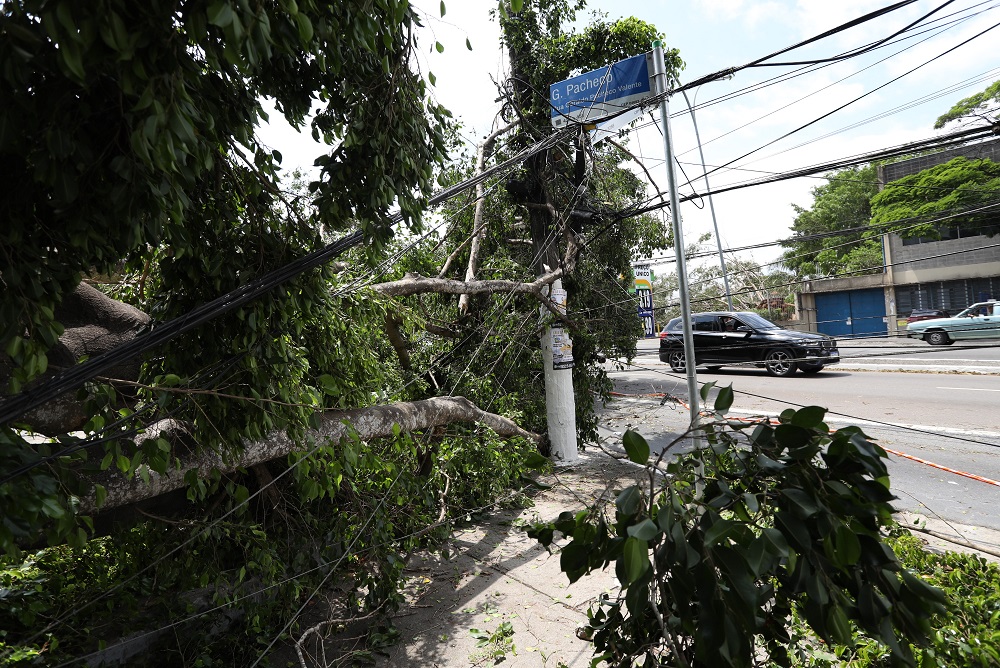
[764,349,797,377]
[705,366,722,372]
[667,350,686,373]
[799,363,823,375]
[925,330,951,346]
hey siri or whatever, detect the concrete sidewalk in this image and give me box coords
[295,395,1000,667]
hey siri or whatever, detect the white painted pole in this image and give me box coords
[652,41,701,436]
[540,278,578,464]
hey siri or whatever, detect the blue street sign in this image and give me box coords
[550,52,655,128]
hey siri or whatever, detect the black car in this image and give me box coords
[658,312,840,377]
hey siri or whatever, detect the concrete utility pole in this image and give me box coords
[539,278,578,463]
[652,40,700,434]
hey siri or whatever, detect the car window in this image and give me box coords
[693,315,719,332]
[664,318,682,331]
[736,313,780,330]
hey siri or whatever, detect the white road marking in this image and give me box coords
[884,358,1000,363]
[936,386,1000,392]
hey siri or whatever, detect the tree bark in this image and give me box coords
[1,282,150,435]
[80,396,539,515]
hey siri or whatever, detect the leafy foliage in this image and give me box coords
[780,165,881,279]
[528,391,946,667]
[0,429,539,664]
[654,235,795,322]
[934,79,1000,129]
[786,531,1000,667]
[870,157,1000,239]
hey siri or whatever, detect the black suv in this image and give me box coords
[658,312,840,377]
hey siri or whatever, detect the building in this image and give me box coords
[795,137,1000,337]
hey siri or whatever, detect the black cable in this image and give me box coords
[682,19,1000,187]
[675,0,921,91]
[752,0,958,67]
[621,124,1000,222]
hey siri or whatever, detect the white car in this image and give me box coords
[906,300,1000,345]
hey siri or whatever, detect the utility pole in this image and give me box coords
[539,279,578,463]
[652,40,700,436]
[676,80,733,311]
[505,13,579,464]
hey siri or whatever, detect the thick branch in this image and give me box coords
[373,270,562,298]
[458,121,518,314]
[2,282,151,435]
[80,396,539,514]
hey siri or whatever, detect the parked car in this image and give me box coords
[658,312,840,377]
[906,308,949,324]
[906,300,1000,345]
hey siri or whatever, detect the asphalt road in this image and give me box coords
[603,337,1000,532]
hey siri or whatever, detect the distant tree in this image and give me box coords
[653,236,795,322]
[780,165,881,279]
[934,79,1000,129]
[870,156,1000,239]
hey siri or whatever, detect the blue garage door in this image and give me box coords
[815,288,886,337]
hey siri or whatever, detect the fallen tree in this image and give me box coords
[82,396,539,515]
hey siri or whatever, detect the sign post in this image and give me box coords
[651,40,702,454]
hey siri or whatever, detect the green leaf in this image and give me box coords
[510,0,524,12]
[615,486,642,516]
[826,605,853,645]
[161,374,181,387]
[834,524,861,565]
[782,488,820,518]
[774,424,813,449]
[207,1,235,28]
[622,536,650,583]
[435,41,444,53]
[94,484,107,508]
[627,518,659,541]
[524,451,549,470]
[703,518,738,546]
[428,71,436,86]
[466,37,473,50]
[699,380,716,402]
[41,498,66,519]
[714,384,734,413]
[791,406,827,429]
[439,1,446,16]
[622,429,649,465]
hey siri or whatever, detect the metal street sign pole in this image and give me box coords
[651,40,701,439]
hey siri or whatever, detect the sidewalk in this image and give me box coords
[294,395,1000,667]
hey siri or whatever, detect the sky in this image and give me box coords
[259,0,1000,274]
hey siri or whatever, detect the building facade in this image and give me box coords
[795,137,1000,336]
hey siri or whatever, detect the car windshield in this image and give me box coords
[737,313,780,330]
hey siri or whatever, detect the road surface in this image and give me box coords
[602,337,1000,533]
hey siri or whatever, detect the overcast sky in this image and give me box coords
[260,0,1000,271]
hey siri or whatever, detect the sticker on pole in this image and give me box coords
[550,327,575,370]
[550,53,655,128]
